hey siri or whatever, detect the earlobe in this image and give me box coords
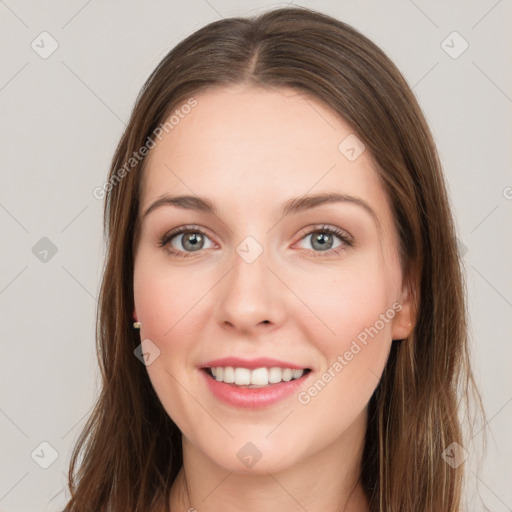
[391,281,416,340]
[391,313,413,340]
[133,310,142,329]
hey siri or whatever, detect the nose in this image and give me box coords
[213,243,286,335]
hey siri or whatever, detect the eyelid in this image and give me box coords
[294,223,354,245]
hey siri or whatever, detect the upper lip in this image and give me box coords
[201,357,310,370]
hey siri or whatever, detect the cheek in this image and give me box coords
[133,252,212,425]
[292,253,396,347]
[291,254,396,403]
[133,248,213,342]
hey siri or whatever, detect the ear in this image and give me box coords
[391,277,416,341]
[133,309,138,322]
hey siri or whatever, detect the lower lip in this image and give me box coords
[200,369,311,409]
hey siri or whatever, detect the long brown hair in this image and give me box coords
[64,6,485,511]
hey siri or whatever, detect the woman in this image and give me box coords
[64,6,484,512]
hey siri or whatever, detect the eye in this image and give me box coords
[159,225,215,258]
[159,224,354,259]
[295,224,354,257]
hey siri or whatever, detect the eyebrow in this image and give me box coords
[142,192,380,229]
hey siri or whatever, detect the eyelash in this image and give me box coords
[158,224,354,259]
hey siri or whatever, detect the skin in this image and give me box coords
[133,84,414,512]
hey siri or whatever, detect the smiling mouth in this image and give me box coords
[203,367,312,388]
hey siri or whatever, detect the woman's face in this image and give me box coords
[133,85,413,473]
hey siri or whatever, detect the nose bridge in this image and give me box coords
[230,235,271,303]
[235,236,267,284]
[214,232,282,331]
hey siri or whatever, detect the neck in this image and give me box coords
[169,410,370,512]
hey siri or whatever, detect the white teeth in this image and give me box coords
[292,369,304,379]
[223,366,235,383]
[234,367,251,385]
[268,367,282,383]
[282,368,293,382]
[209,366,306,386]
[251,367,268,385]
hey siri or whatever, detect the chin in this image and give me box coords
[201,436,306,475]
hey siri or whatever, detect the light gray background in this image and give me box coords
[0,1,511,511]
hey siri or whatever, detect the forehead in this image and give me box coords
[139,85,389,224]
